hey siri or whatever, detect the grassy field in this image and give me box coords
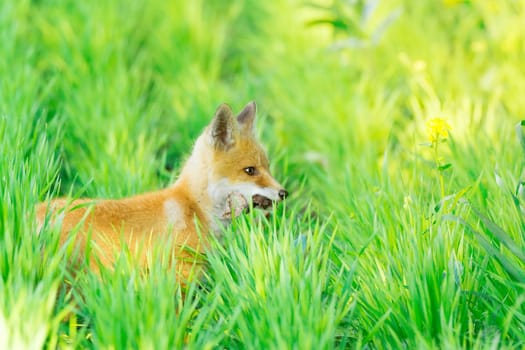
[1,0,524,348]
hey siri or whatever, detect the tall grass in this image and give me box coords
[1,0,524,348]
[0,5,65,346]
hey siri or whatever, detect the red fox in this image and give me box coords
[36,102,288,281]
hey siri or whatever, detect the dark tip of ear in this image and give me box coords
[216,103,233,117]
[237,101,257,125]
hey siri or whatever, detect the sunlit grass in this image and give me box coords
[1,0,524,348]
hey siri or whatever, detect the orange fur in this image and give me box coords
[36,102,286,283]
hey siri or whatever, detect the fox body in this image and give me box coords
[36,102,287,281]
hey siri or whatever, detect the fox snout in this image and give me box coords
[252,187,288,210]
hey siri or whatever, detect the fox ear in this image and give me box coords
[236,101,256,135]
[210,103,237,150]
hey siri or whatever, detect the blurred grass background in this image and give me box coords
[1,0,524,348]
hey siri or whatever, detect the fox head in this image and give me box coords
[181,102,287,222]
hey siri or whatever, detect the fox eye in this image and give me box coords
[243,166,256,176]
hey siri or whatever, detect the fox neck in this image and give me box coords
[171,135,220,231]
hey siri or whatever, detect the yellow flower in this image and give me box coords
[426,117,451,143]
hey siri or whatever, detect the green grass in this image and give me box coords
[1,0,524,348]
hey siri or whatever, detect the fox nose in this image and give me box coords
[278,189,289,200]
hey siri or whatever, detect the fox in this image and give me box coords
[36,101,288,282]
